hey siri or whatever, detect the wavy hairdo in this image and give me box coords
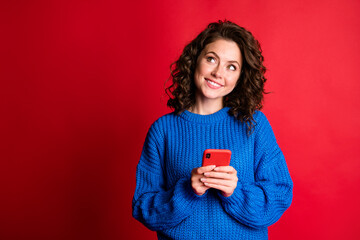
[165,20,267,133]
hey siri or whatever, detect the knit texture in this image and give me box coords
[132,107,293,240]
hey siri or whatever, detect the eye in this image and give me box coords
[206,56,216,63]
[228,65,236,71]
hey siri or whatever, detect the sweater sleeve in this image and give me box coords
[218,112,293,229]
[132,120,204,231]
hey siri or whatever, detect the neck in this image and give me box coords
[190,94,223,115]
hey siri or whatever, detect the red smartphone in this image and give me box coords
[202,149,231,167]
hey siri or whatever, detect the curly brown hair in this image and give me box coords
[165,20,267,133]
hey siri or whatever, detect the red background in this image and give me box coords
[1,0,360,239]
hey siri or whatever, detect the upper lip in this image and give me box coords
[205,78,223,86]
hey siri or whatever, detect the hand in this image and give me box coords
[200,166,238,197]
[191,165,216,196]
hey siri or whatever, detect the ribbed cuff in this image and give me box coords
[178,177,209,201]
[171,177,207,216]
[217,181,244,205]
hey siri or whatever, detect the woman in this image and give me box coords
[132,20,293,240]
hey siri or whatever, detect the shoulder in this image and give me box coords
[252,110,275,135]
[253,110,267,122]
[150,112,177,129]
[251,110,279,146]
[253,110,271,127]
[146,111,178,137]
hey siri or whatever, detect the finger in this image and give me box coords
[197,165,216,174]
[200,178,235,188]
[203,171,233,180]
[213,166,237,173]
[192,185,210,196]
[196,185,211,191]
[192,178,211,188]
[203,182,232,193]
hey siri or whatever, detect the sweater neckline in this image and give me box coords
[180,107,230,124]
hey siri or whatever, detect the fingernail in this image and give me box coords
[200,178,206,182]
[204,172,210,176]
[214,167,219,171]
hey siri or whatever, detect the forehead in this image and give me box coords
[202,39,242,61]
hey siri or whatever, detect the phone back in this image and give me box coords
[202,149,231,166]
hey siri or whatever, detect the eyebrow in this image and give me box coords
[206,51,241,67]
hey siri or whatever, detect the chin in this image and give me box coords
[203,92,223,100]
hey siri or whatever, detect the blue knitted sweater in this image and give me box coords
[132,107,293,240]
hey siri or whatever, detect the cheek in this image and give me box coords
[196,61,211,75]
[194,68,200,82]
[193,69,203,90]
[194,64,207,83]
[228,75,240,88]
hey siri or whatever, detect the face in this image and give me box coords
[194,39,242,104]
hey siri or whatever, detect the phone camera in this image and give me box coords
[206,153,211,159]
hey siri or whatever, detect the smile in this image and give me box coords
[205,78,223,89]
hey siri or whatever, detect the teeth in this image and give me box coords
[207,80,221,87]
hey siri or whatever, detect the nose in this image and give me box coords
[211,64,223,78]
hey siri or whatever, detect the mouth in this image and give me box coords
[205,78,223,88]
